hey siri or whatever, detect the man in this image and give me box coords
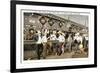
[27,29,34,40]
[82,34,87,49]
[24,29,35,60]
[50,30,57,55]
[85,34,88,50]
[57,31,65,55]
[41,29,48,59]
[74,33,83,53]
[74,33,80,52]
[36,30,43,59]
[67,34,73,52]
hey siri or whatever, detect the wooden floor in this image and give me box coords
[24,50,88,60]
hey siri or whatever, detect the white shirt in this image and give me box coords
[74,35,82,43]
[50,34,57,41]
[58,35,65,42]
[41,35,47,43]
[37,34,42,44]
[85,36,88,41]
[67,36,72,42]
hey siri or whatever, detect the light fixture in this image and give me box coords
[48,18,54,26]
[59,22,63,28]
[39,16,47,26]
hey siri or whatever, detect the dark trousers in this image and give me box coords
[52,43,57,55]
[42,43,47,59]
[67,42,72,52]
[36,44,43,59]
[57,43,62,56]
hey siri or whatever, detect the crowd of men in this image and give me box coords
[24,28,88,60]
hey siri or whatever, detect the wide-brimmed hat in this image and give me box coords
[62,32,65,36]
[58,31,62,34]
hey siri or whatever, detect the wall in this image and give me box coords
[0,0,99,73]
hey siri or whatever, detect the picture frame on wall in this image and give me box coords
[10,0,97,72]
